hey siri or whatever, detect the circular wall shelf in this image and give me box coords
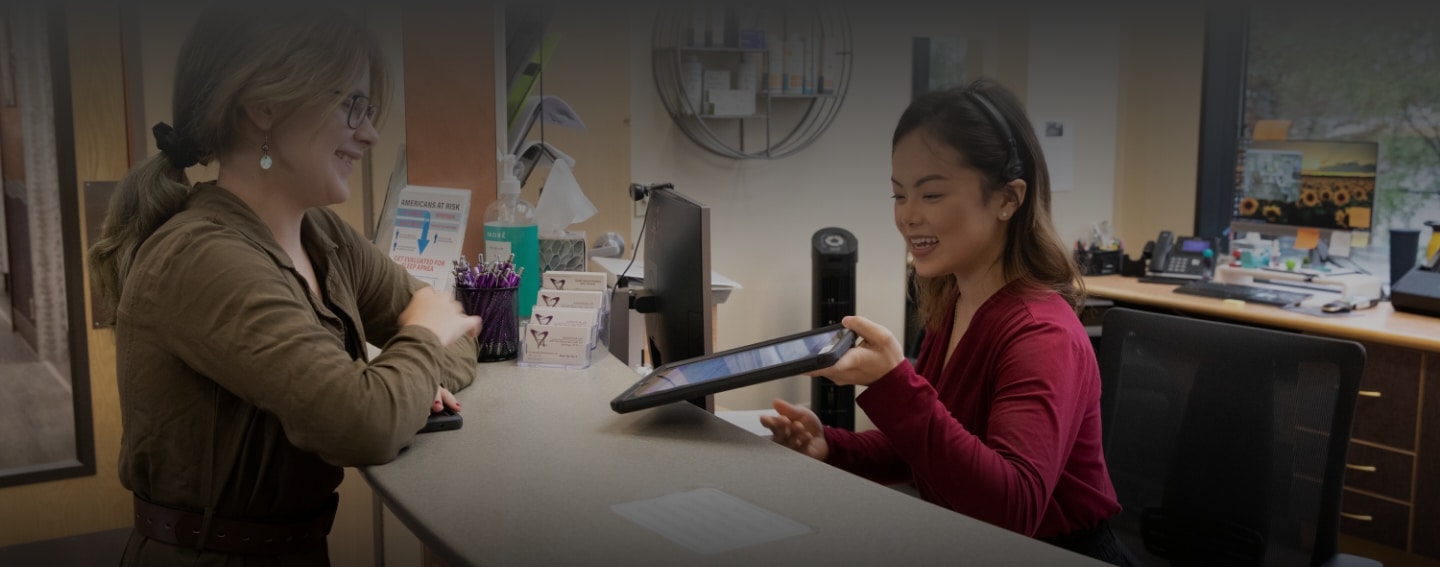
[652,6,852,159]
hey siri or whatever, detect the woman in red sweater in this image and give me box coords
[761,79,1132,565]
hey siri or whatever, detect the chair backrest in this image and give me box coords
[1097,308,1365,567]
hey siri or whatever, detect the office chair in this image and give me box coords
[1096,308,1379,567]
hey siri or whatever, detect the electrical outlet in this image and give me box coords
[633,195,648,218]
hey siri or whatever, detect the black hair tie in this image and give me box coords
[152,122,202,169]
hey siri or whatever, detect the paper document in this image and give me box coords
[1035,118,1074,192]
[612,488,811,555]
[1328,231,1353,258]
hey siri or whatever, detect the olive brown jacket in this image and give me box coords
[115,184,477,565]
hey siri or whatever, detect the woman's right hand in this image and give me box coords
[759,399,829,461]
[398,286,482,346]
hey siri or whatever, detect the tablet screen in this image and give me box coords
[632,328,849,396]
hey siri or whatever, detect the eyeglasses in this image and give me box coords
[342,94,375,129]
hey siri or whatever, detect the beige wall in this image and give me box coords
[1114,6,1206,252]
[1028,8,1124,249]
[516,4,632,254]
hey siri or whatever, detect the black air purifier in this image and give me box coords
[812,227,857,430]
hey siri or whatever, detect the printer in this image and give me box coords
[1391,253,1440,317]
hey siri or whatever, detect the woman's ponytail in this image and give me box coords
[87,151,194,323]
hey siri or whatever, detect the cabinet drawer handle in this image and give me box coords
[1341,512,1374,522]
[1357,390,1382,398]
[1346,464,1378,473]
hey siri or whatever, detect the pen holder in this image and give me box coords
[1075,248,1123,276]
[457,285,520,362]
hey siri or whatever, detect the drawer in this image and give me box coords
[1339,490,1411,551]
[1351,342,1420,450]
[1341,443,1414,503]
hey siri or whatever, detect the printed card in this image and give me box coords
[541,271,608,292]
[520,325,593,368]
[536,289,605,311]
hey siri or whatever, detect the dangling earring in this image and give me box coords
[260,135,273,170]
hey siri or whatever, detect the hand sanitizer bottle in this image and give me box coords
[485,155,539,317]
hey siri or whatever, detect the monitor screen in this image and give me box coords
[1234,140,1378,233]
[642,187,713,374]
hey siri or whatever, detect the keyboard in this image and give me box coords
[1173,281,1312,307]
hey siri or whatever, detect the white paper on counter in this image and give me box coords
[611,487,811,555]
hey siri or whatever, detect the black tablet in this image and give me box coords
[610,324,857,414]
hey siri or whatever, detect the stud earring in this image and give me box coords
[260,135,273,170]
[1000,212,1009,220]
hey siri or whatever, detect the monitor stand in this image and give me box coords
[1213,264,1382,300]
[1307,239,1332,269]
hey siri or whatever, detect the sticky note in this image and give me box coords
[1253,120,1292,141]
[1328,231,1353,258]
[1352,232,1371,247]
[1294,228,1321,251]
[1346,207,1372,229]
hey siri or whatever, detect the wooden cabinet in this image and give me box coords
[1342,442,1414,503]
[1350,342,1420,449]
[1339,490,1413,551]
[1333,342,1431,559]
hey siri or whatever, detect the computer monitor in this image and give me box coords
[1232,140,1379,243]
[642,186,714,409]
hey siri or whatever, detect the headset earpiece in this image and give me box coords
[966,91,1024,183]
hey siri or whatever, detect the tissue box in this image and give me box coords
[539,230,587,273]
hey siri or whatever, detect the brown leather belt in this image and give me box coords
[132,493,338,555]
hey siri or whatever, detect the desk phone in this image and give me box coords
[1151,230,1211,277]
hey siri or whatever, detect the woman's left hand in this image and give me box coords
[433,386,460,413]
[807,316,906,387]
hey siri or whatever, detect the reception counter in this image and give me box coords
[362,353,1101,566]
